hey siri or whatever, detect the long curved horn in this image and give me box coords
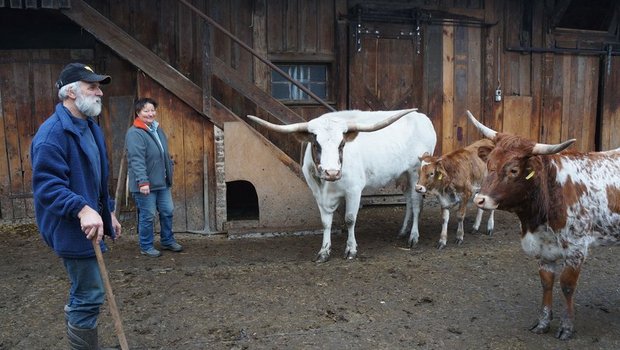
[466,110,497,139]
[532,138,576,155]
[246,115,309,133]
[347,108,417,132]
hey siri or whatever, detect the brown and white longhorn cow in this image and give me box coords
[467,110,620,340]
[415,138,495,249]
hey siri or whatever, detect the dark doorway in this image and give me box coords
[226,180,259,221]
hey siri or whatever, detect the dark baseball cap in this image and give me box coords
[55,62,111,89]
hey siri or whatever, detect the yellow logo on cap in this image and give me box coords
[84,65,94,72]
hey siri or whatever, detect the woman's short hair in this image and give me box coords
[134,97,158,117]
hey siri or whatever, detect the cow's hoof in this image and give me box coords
[454,238,463,245]
[436,242,447,250]
[471,229,480,235]
[555,326,574,340]
[529,322,550,334]
[314,253,330,263]
[487,229,494,236]
[344,251,357,260]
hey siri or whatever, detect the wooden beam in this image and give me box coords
[62,0,207,122]
[212,57,305,125]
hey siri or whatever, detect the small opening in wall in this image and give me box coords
[226,180,259,221]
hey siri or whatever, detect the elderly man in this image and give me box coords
[31,62,122,349]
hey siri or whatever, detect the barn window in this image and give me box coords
[271,64,328,101]
[226,180,259,221]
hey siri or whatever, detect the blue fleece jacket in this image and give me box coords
[31,103,116,258]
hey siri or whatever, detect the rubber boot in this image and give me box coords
[67,323,98,350]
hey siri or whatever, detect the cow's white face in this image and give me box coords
[307,118,355,181]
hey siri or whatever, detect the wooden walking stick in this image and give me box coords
[92,240,130,350]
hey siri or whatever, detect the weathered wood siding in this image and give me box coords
[0,50,88,220]
[1,0,619,224]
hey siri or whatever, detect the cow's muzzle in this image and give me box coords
[473,194,498,210]
[321,169,342,181]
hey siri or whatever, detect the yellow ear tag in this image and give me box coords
[525,170,535,180]
[438,174,443,180]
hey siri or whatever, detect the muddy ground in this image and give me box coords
[2,201,620,350]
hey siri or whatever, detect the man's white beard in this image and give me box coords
[75,89,102,117]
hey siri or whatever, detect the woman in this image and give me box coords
[126,98,182,257]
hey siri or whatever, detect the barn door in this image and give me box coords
[349,23,424,111]
[349,22,425,204]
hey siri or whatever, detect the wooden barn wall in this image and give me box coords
[600,56,620,150]
[0,50,66,220]
[210,0,340,163]
[0,48,133,221]
[85,0,207,88]
[1,0,620,223]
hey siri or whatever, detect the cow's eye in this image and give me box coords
[508,167,519,177]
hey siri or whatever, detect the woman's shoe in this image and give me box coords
[161,242,183,252]
[140,247,161,257]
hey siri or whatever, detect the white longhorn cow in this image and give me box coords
[247,109,437,262]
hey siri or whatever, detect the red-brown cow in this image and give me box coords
[415,139,495,249]
[467,110,620,340]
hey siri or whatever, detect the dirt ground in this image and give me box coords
[2,201,620,350]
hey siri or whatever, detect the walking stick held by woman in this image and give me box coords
[92,239,130,350]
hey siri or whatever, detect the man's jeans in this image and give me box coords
[133,187,175,251]
[63,257,104,329]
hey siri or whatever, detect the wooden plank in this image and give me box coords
[529,0,544,142]
[211,0,232,66]
[4,53,25,218]
[560,55,574,145]
[0,54,12,219]
[318,0,335,55]
[335,16,347,110]
[453,25,468,147]
[109,0,131,33]
[252,0,269,91]
[178,0,194,77]
[583,56,599,151]
[424,24,443,155]
[182,107,206,231]
[599,56,620,150]
[503,96,533,138]
[62,0,206,120]
[266,0,285,53]
[159,0,177,65]
[465,26,482,146]
[107,95,134,187]
[285,0,299,51]
[442,25,455,154]
[300,0,318,53]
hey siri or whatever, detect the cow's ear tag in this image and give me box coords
[438,174,443,180]
[525,170,535,180]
